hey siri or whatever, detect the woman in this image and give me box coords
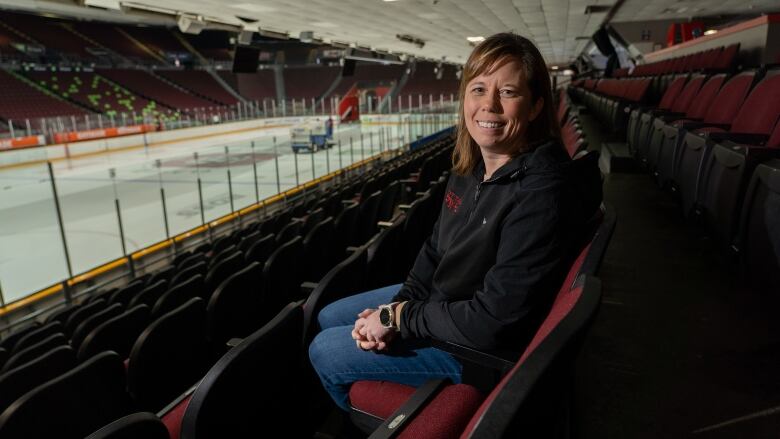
[308,32,601,411]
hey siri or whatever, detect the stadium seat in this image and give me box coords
[206,262,263,351]
[2,332,68,372]
[260,236,305,324]
[152,274,205,318]
[347,206,615,436]
[70,303,124,351]
[11,320,63,354]
[78,304,151,361]
[735,159,780,290]
[0,351,134,439]
[0,345,77,414]
[179,302,307,439]
[127,297,209,412]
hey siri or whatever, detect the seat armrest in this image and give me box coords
[157,382,200,418]
[377,221,393,229]
[398,204,412,211]
[707,132,769,146]
[226,337,243,348]
[678,121,730,131]
[301,281,318,296]
[431,340,516,373]
[365,379,450,439]
[341,200,359,207]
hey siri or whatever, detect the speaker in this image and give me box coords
[342,59,356,77]
[232,45,260,73]
[178,16,206,35]
[237,30,253,45]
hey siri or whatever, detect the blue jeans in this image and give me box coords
[308,284,462,411]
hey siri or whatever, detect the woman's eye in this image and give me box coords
[500,89,517,97]
[471,87,484,94]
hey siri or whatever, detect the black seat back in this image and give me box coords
[180,302,305,439]
[261,236,305,323]
[70,303,124,352]
[127,297,209,412]
[170,260,208,287]
[0,351,133,439]
[207,262,263,350]
[78,304,151,361]
[109,279,146,307]
[302,216,336,282]
[65,299,109,336]
[204,251,245,300]
[0,345,77,414]
[2,333,68,373]
[128,279,168,309]
[152,274,205,319]
[12,321,64,355]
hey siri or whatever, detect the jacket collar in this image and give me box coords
[472,138,559,183]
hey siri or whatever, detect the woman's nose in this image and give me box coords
[480,92,501,112]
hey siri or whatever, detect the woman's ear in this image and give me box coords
[529,97,544,122]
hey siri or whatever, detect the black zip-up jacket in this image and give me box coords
[392,139,602,355]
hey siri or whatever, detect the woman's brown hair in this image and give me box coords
[452,33,560,175]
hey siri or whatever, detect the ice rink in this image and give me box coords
[0,114,452,304]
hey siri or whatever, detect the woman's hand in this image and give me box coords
[352,308,397,351]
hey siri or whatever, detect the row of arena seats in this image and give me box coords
[0,136,453,438]
[82,176,615,437]
[570,60,779,290]
[612,43,740,78]
[557,88,589,159]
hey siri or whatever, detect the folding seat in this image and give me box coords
[356,190,383,243]
[209,244,237,265]
[0,348,6,369]
[109,279,147,307]
[126,278,166,308]
[152,274,205,319]
[376,180,401,223]
[302,216,337,282]
[0,351,134,439]
[397,192,436,274]
[654,74,728,188]
[203,251,245,299]
[0,322,39,353]
[179,302,308,439]
[11,320,63,354]
[361,275,603,439]
[695,121,780,252]
[630,75,688,159]
[44,303,81,325]
[145,265,175,287]
[260,236,305,324]
[210,234,237,258]
[334,200,360,248]
[85,412,169,439]
[71,303,124,351]
[0,345,77,414]
[78,304,151,361]
[710,43,740,72]
[302,246,369,346]
[675,71,777,216]
[127,297,210,412]
[2,332,68,373]
[175,251,206,272]
[243,233,276,265]
[734,159,780,290]
[89,288,119,303]
[274,220,302,244]
[346,206,615,436]
[206,262,263,351]
[644,74,707,171]
[236,230,261,253]
[169,260,207,287]
[364,218,406,291]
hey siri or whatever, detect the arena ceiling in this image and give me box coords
[1,0,778,65]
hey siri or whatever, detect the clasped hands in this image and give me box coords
[352,308,396,352]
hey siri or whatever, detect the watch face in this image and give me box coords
[380,307,392,326]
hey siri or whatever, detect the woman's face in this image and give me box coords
[463,59,542,154]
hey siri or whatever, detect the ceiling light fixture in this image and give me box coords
[466,36,484,43]
[703,29,718,36]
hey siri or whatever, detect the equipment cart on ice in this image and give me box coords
[290,118,335,153]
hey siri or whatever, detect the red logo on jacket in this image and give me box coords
[445,190,462,213]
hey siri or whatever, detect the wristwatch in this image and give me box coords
[378,304,398,331]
